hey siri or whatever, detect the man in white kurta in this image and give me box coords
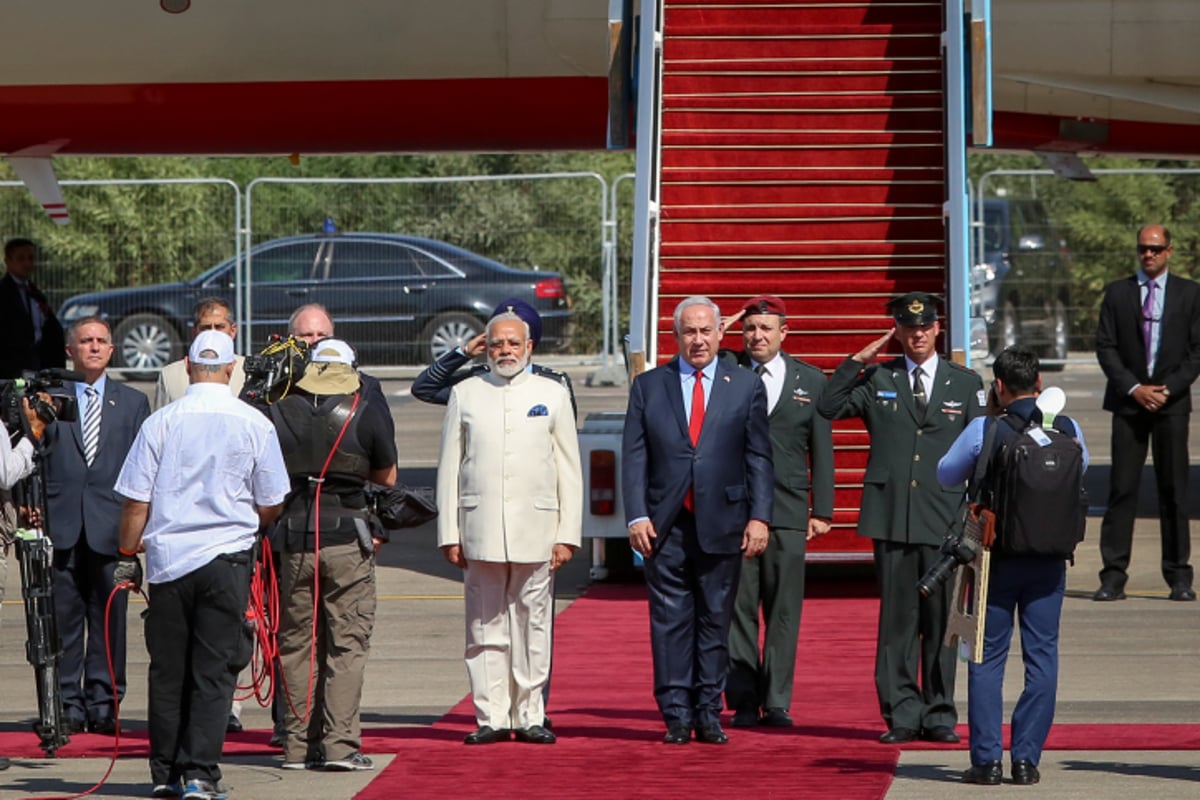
[437,313,582,745]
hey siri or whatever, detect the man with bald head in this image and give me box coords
[1094,224,1200,602]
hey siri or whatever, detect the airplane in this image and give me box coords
[1,0,1197,223]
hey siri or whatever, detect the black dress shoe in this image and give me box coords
[760,708,794,728]
[226,714,244,734]
[1011,759,1040,785]
[730,708,760,728]
[962,761,1003,785]
[464,726,506,745]
[879,727,919,744]
[1093,586,1126,601]
[1169,585,1196,601]
[64,718,86,736]
[88,717,117,736]
[921,725,960,743]
[695,723,729,744]
[663,725,691,745]
[542,715,553,729]
[514,725,556,744]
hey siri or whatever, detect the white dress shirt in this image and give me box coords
[752,351,787,413]
[0,434,35,490]
[114,382,290,584]
[905,352,939,400]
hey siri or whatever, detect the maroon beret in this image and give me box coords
[741,294,788,319]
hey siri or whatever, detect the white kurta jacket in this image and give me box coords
[437,369,582,563]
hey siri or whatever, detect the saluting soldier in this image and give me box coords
[720,295,835,729]
[816,293,985,746]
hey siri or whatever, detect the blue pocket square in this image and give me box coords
[527,404,549,417]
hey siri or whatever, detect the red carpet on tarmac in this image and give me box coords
[354,583,899,800]
[6,583,1200,799]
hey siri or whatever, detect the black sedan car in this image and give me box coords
[58,233,572,371]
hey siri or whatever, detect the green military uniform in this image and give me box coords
[723,348,835,718]
[817,303,985,737]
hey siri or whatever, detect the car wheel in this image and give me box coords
[1041,300,1069,371]
[113,313,182,379]
[999,301,1019,352]
[422,312,485,362]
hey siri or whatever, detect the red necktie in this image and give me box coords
[689,371,706,445]
[685,371,705,511]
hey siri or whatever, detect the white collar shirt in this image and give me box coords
[114,381,290,584]
[752,351,787,413]
[904,353,939,400]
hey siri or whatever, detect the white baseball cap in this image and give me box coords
[188,330,236,365]
[309,338,356,365]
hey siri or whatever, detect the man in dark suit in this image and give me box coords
[1094,224,1200,602]
[817,293,985,745]
[720,295,834,729]
[0,237,66,379]
[622,295,773,745]
[43,316,150,734]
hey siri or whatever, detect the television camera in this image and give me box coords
[241,335,311,405]
[1,369,84,757]
[0,368,80,437]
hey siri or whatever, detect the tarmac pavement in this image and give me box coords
[1,356,1197,798]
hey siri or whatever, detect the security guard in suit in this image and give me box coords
[816,293,985,745]
[720,295,835,729]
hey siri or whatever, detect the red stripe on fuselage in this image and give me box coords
[0,77,612,155]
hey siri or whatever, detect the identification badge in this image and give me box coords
[876,390,898,399]
[1029,428,1052,447]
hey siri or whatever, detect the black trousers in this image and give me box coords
[644,510,742,729]
[53,539,126,724]
[146,552,253,786]
[1099,411,1192,589]
[726,526,807,713]
[873,539,957,732]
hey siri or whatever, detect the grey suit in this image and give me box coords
[723,350,834,716]
[43,378,150,725]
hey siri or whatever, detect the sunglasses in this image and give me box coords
[1138,244,1169,254]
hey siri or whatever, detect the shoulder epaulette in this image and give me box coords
[533,364,570,383]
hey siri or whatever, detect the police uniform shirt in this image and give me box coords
[114,382,290,584]
[937,411,1090,486]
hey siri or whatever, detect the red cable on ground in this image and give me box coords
[19,580,143,800]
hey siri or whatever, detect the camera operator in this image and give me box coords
[286,304,393,438]
[268,338,396,771]
[0,395,49,773]
[936,347,1089,786]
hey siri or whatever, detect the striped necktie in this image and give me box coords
[83,385,101,467]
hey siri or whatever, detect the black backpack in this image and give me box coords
[973,412,1087,560]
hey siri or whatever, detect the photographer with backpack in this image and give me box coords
[936,347,1089,787]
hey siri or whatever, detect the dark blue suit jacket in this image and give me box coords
[44,378,150,555]
[622,357,773,555]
